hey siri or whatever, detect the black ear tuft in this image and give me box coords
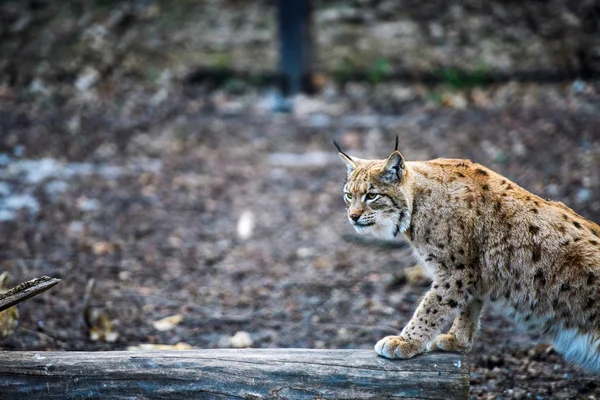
[333,140,353,161]
[334,140,358,173]
[395,135,399,151]
[333,140,343,153]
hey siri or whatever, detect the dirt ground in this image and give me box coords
[2,91,600,398]
[2,1,600,399]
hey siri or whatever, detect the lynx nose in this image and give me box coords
[349,212,362,221]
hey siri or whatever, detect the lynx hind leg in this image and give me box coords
[430,298,483,352]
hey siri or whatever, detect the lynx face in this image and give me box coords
[337,144,412,240]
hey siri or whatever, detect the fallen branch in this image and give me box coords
[0,276,60,313]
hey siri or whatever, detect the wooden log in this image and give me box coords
[0,349,469,399]
[0,276,60,313]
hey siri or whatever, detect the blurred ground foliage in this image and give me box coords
[1,1,600,399]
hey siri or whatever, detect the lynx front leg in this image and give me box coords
[375,278,474,359]
[429,298,483,352]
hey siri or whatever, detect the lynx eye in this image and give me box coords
[366,193,379,200]
[344,192,353,200]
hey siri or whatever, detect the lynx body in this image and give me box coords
[336,141,600,372]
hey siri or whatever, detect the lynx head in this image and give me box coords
[334,137,412,240]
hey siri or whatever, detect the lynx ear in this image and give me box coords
[381,150,405,182]
[333,140,357,173]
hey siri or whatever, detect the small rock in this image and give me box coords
[0,210,15,221]
[150,87,169,106]
[256,90,291,113]
[29,78,49,95]
[0,154,11,166]
[67,115,81,135]
[293,95,327,117]
[237,210,255,240]
[429,22,444,39]
[512,139,527,156]
[67,221,86,237]
[105,331,119,343]
[9,158,62,184]
[572,79,585,94]
[229,331,253,348]
[77,197,100,212]
[118,271,131,281]
[44,180,69,196]
[296,247,315,258]
[76,67,100,92]
[576,188,592,204]
[3,194,40,216]
[12,145,24,158]
[545,184,560,197]
[169,235,182,248]
[309,113,332,128]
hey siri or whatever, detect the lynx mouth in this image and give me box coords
[352,221,375,228]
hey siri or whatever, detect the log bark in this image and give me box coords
[0,349,469,399]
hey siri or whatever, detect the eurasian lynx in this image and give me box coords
[335,138,600,373]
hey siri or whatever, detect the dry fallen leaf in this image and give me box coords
[127,342,192,351]
[87,310,119,343]
[153,314,183,331]
[0,272,18,338]
[92,241,114,255]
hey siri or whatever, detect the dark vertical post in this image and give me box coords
[277,0,314,95]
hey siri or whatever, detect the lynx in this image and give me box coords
[335,138,600,373]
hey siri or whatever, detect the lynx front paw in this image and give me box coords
[429,333,472,352]
[374,335,424,359]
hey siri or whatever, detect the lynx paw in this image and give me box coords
[429,333,471,352]
[374,336,424,359]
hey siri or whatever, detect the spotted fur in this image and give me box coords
[337,145,600,373]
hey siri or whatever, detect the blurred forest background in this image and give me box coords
[1,1,600,398]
